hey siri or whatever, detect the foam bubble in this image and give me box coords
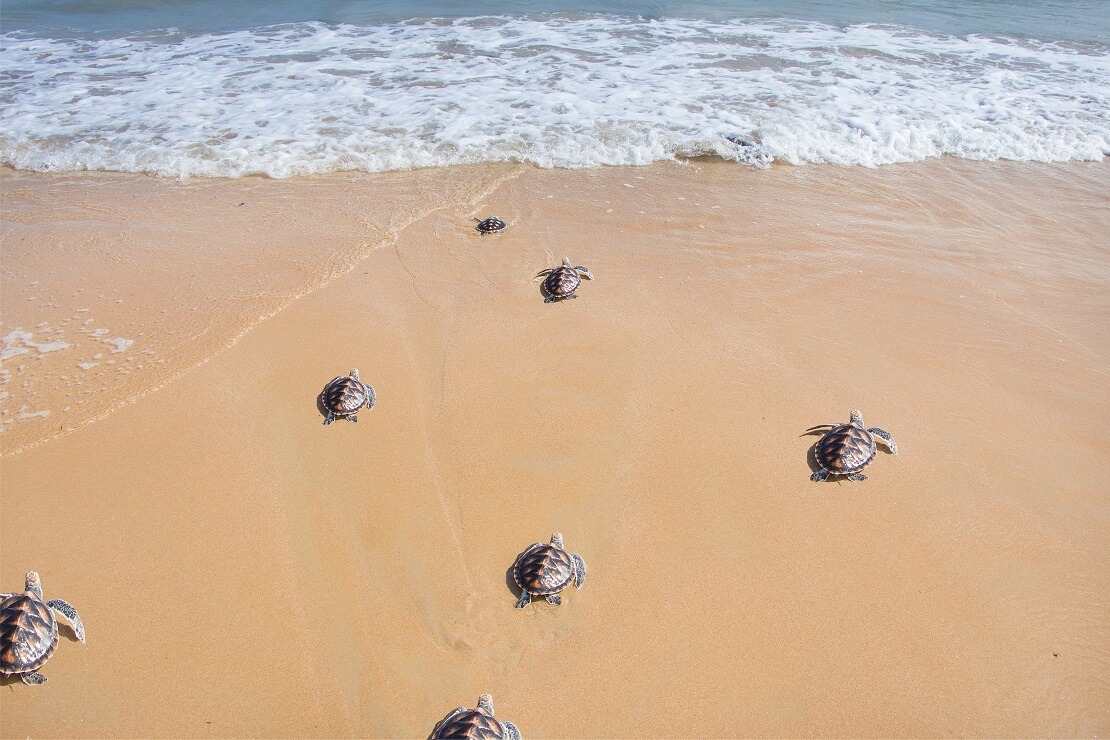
[1,17,1107,176]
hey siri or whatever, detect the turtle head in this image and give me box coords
[350,369,360,382]
[24,571,42,598]
[561,257,572,268]
[850,409,864,426]
[550,532,564,549]
[477,694,494,715]
[575,265,594,280]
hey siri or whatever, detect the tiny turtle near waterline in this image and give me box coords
[475,217,506,235]
[512,532,585,608]
[430,693,521,740]
[1,572,84,686]
[534,258,593,303]
[807,409,897,482]
[321,368,376,425]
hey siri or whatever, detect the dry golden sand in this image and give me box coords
[1,160,1108,738]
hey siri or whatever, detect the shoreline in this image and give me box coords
[1,158,1108,737]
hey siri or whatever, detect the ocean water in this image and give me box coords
[1,0,1107,177]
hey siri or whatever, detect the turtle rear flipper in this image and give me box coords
[46,599,84,642]
[20,671,46,686]
[810,468,830,483]
[514,591,531,609]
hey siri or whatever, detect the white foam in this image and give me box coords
[104,338,134,353]
[1,17,1107,176]
[34,341,71,354]
[1,328,71,361]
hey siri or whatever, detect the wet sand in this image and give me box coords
[1,159,1108,737]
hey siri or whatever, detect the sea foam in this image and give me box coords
[1,16,1107,177]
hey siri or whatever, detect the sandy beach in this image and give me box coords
[1,159,1108,737]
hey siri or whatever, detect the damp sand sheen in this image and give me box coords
[0,159,1108,736]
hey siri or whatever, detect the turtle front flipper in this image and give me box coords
[533,268,554,280]
[20,671,47,686]
[846,472,867,481]
[515,591,531,609]
[364,384,377,411]
[810,468,830,483]
[502,721,522,740]
[347,414,358,423]
[46,599,85,642]
[868,428,897,454]
[545,594,562,606]
[544,294,556,304]
[572,553,586,589]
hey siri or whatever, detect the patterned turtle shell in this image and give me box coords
[0,592,58,676]
[321,369,374,424]
[430,708,510,740]
[513,543,575,597]
[814,422,876,475]
[475,217,506,234]
[543,261,581,300]
[430,695,520,740]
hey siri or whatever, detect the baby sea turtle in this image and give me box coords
[1,572,84,686]
[513,532,585,608]
[475,217,506,235]
[808,409,897,482]
[320,368,376,425]
[534,258,593,303]
[430,693,521,740]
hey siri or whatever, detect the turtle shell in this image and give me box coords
[815,423,876,475]
[0,593,58,675]
[475,217,506,234]
[322,375,369,416]
[513,544,574,596]
[430,708,509,739]
[543,265,581,299]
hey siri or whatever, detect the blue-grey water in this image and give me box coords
[2,1,1107,177]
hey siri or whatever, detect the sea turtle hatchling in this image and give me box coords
[512,532,585,608]
[1,572,85,686]
[430,693,521,740]
[320,368,376,425]
[807,409,897,482]
[534,258,593,303]
[475,217,507,235]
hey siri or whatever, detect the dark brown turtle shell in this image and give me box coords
[814,423,876,475]
[475,217,506,234]
[322,375,369,416]
[0,593,58,676]
[513,544,574,597]
[543,264,581,300]
[430,708,509,739]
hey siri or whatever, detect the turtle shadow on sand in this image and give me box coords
[800,430,826,475]
[315,391,331,423]
[504,564,523,602]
